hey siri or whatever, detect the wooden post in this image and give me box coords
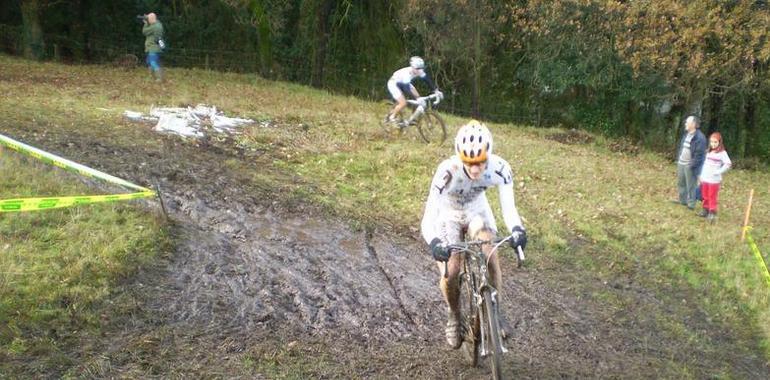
[741,188,755,241]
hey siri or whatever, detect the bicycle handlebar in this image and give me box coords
[446,236,510,252]
[441,235,525,278]
[407,92,443,107]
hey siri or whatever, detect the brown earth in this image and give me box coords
[5,122,769,379]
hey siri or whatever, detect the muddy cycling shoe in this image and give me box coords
[445,315,462,349]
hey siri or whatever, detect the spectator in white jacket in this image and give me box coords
[698,132,732,223]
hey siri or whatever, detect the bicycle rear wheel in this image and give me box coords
[482,288,503,380]
[459,261,480,367]
[417,111,447,144]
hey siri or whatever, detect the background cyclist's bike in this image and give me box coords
[380,93,447,144]
[447,237,523,380]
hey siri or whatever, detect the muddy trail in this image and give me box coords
[9,124,770,379]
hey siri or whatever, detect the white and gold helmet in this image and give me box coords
[455,120,492,164]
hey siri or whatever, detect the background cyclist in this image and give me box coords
[386,56,443,126]
[420,120,527,349]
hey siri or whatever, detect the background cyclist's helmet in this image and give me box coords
[455,120,492,164]
[409,56,425,70]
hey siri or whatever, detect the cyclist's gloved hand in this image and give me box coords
[434,89,444,100]
[510,226,527,250]
[430,237,450,262]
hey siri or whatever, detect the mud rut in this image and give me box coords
[15,128,770,379]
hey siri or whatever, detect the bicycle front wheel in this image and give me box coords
[482,288,503,380]
[459,263,480,367]
[417,111,447,144]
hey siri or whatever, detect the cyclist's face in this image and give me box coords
[464,162,486,180]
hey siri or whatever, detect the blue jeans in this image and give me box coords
[146,52,161,72]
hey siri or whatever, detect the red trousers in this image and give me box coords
[701,182,721,212]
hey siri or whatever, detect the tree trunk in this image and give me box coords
[250,0,272,78]
[705,88,722,137]
[310,0,335,88]
[735,97,747,160]
[471,0,481,118]
[21,0,45,60]
[744,94,756,158]
[685,82,706,118]
[668,112,683,156]
[69,0,88,62]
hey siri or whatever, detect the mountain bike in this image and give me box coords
[446,237,525,380]
[380,93,447,144]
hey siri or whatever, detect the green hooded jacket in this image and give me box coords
[142,21,164,53]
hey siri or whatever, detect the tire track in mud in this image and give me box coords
[129,138,442,342]
[13,128,769,379]
[364,228,417,326]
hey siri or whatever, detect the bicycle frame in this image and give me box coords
[405,93,442,122]
[448,237,510,357]
[381,91,447,144]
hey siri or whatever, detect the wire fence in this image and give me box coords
[0,23,558,127]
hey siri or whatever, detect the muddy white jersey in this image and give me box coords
[421,154,523,245]
[389,66,426,85]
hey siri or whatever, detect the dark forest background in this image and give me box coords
[2,0,769,164]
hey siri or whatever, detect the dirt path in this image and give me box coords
[10,125,770,379]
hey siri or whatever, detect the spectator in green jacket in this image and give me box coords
[142,13,164,82]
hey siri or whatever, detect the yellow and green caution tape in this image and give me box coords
[0,133,155,212]
[744,226,770,287]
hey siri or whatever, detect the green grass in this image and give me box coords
[0,135,169,375]
[0,53,769,375]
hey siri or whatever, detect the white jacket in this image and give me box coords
[699,150,731,184]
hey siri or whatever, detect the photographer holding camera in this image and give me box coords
[141,13,164,82]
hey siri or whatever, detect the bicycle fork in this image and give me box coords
[477,288,509,357]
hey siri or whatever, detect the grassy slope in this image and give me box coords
[0,54,768,375]
[0,147,169,375]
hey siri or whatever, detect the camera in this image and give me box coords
[136,15,147,23]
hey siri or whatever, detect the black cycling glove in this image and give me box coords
[429,237,450,262]
[510,226,527,250]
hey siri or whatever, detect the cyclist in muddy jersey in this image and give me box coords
[386,56,442,124]
[420,120,527,349]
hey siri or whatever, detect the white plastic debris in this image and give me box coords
[124,110,159,124]
[211,114,255,133]
[154,114,204,137]
[123,110,143,120]
[122,104,254,138]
